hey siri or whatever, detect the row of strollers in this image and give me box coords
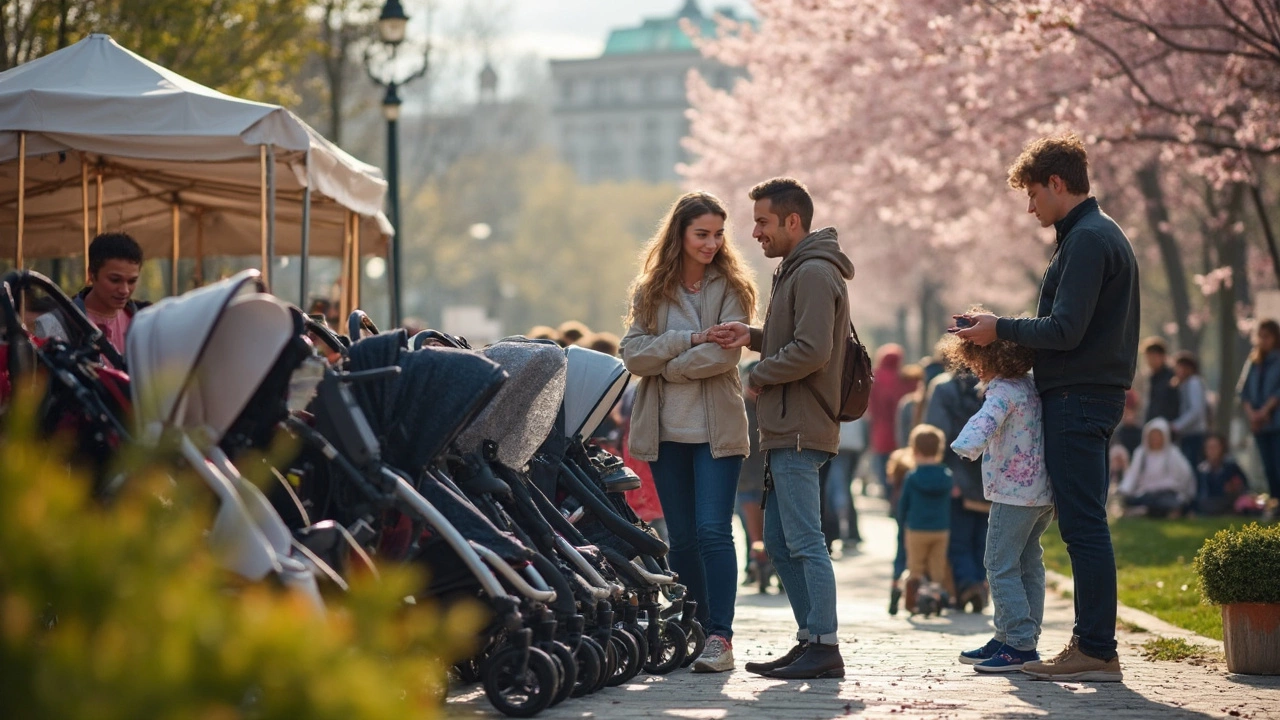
[0,268,705,717]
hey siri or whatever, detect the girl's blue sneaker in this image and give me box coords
[974,645,1040,673]
[958,638,1002,665]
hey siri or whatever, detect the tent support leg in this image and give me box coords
[194,209,205,288]
[300,175,311,308]
[352,213,361,312]
[170,199,180,296]
[16,132,25,269]
[81,155,90,283]
[95,163,103,234]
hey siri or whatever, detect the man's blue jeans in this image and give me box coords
[1041,387,1125,660]
[985,503,1054,651]
[764,448,838,643]
[650,442,743,639]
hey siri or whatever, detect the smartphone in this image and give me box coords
[954,316,973,329]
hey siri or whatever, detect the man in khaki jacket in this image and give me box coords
[710,177,854,679]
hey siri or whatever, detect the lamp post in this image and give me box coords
[366,0,429,328]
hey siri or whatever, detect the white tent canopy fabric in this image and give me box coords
[0,33,391,264]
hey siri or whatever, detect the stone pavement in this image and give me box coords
[447,499,1280,719]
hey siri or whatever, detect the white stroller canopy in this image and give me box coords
[128,269,294,443]
[562,345,629,442]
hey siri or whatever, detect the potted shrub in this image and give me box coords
[1193,522,1280,674]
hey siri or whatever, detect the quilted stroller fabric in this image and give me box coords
[456,337,566,469]
[346,331,508,473]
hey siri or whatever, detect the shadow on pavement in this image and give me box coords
[1005,674,1220,718]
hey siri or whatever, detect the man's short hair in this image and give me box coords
[88,232,143,277]
[909,424,946,461]
[749,177,814,232]
[1141,336,1169,355]
[1007,133,1090,195]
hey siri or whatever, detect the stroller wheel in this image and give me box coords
[681,620,705,668]
[605,627,642,686]
[570,638,602,698]
[482,645,558,718]
[547,642,577,707]
[623,622,649,674]
[642,620,688,675]
[586,636,614,693]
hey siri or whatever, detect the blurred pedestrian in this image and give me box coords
[1142,337,1180,423]
[621,191,757,673]
[1240,319,1280,500]
[526,325,559,341]
[35,232,148,361]
[1118,418,1195,518]
[558,320,590,347]
[1170,351,1208,470]
[868,344,914,497]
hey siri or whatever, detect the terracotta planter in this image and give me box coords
[1222,603,1280,675]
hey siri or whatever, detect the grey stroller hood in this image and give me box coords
[560,345,630,442]
[456,337,567,469]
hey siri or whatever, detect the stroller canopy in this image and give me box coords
[128,270,295,443]
[347,332,507,472]
[457,337,567,469]
[561,345,630,442]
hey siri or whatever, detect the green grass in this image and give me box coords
[1140,637,1220,663]
[1041,516,1249,641]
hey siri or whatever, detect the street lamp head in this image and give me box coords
[382,82,402,120]
[378,0,409,46]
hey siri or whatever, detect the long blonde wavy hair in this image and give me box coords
[624,191,758,333]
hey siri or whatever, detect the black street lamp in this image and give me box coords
[366,0,428,328]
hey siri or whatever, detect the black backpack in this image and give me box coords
[810,321,875,422]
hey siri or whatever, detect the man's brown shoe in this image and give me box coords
[1022,638,1122,682]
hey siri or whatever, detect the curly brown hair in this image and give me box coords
[940,309,1035,379]
[1007,133,1090,195]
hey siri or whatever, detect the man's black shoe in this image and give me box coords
[744,641,807,675]
[763,642,845,679]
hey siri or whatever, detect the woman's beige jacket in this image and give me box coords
[621,267,750,462]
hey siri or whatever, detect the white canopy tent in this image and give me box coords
[0,33,391,312]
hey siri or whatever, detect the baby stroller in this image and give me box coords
[530,346,703,674]
[333,329,571,717]
[0,270,132,496]
[452,337,646,696]
[126,270,342,612]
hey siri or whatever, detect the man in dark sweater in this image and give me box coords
[956,134,1138,683]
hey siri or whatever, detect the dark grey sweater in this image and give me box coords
[996,198,1140,394]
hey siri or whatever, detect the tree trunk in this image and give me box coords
[918,280,936,362]
[1137,160,1199,353]
[1213,184,1250,437]
[896,305,908,352]
[1249,181,1280,283]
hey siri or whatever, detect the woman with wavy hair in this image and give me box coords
[621,191,758,673]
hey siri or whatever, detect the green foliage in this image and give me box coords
[1042,517,1243,640]
[0,397,482,719]
[2,0,312,104]
[1193,522,1280,606]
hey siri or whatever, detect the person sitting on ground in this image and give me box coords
[898,424,956,612]
[945,328,1053,673]
[557,320,590,347]
[1195,434,1253,516]
[1108,444,1130,492]
[35,232,147,359]
[1118,418,1195,518]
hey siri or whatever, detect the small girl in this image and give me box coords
[942,326,1052,673]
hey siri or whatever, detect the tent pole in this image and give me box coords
[265,145,276,289]
[16,132,25,269]
[95,163,103,234]
[299,156,311,308]
[352,214,361,311]
[194,209,205,287]
[81,155,90,282]
[170,199,180,296]
[260,145,268,284]
[337,210,353,325]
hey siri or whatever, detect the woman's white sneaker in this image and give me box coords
[692,634,735,673]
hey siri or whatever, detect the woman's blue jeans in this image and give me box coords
[650,442,743,639]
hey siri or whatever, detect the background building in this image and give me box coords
[549,0,746,184]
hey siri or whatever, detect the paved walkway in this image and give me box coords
[447,499,1280,719]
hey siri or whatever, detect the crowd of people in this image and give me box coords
[36,132,1280,689]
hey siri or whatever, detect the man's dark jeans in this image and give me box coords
[1041,386,1126,661]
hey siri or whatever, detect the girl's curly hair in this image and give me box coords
[939,307,1036,379]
